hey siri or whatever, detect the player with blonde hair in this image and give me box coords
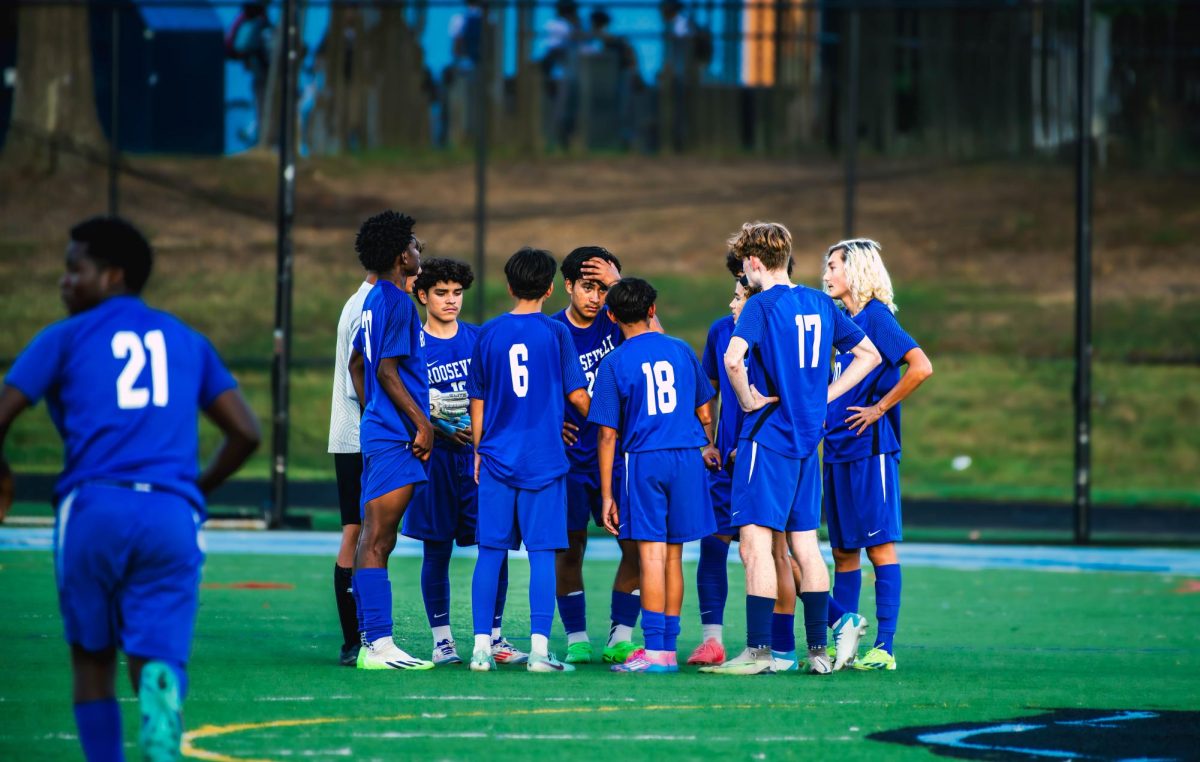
[821,239,933,672]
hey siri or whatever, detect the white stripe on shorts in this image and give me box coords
[55,488,78,580]
[748,442,758,482]
[880,454,886,502]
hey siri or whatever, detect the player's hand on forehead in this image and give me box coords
[578,256,620,287]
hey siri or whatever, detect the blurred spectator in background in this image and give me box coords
[659,0,700,151]
[584,8,640,149]
[226,2,273,144]
[440,0,486,147]
[543,0,583,150]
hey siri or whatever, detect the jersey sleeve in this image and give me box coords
[732,295,766,349]
[701,320,722,381]
[3,324,66,405]
[866,307,919,366]
[196,335,238,408]
[379,294,415,360]
[831,303,866,353]
[585,356,621,430]
[689,348,716,409]
[557,323,588,394]
[465,329,486,400]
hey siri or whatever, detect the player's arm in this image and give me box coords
[0,386,32,521]
[470,398,484,484]
[376,356,434,461]
[567,387,590,417]
[348,348,366,413]
[697,398,720,470]
[597,424,620,536]
[198,389,261,496]
[826,335,881,404]
[724,336,777,412]
[846,346,933,435]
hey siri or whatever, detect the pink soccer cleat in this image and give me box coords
[686,638,726,666]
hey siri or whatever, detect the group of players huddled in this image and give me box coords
[327,211,933,675]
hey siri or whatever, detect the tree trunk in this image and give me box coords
[5,5,107,173]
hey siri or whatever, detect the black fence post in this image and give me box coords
[107,4,119,217]
[843,6,860,240]
[474,0,491,325]
[1073,0,1094,544]
[270,0,299,528]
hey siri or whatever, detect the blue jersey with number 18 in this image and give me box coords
[3,295,237,513]
[587,332,714,453]
[466,313,588,490]
[733,284,865,459]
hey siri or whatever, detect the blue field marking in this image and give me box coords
[2,528,1198,575]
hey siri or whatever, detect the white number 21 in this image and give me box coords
[112,330,168,409]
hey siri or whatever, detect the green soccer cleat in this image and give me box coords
[357,637,435,670]
[138,661,182,762]
[469,647,496,672]
[528,652,576,673]
[698,646,775,675]
[852,647,897,671]
[602,640,641,664]
[565,641,594,664]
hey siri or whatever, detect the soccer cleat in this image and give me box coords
[565,641,594,664]
[432,638,463,666]
[356,637,435,671]
[830,613,869,671]
[527,652,576,673]
[697,646,775,675]
[771,649,799,672]
[806,648,833,675]
[470,647,496,672]
[611,650,678,673]
[853,647,897,671]
[339,644,360,667]
[686,638,726,666]
[491,637,529,665]
[138,661,182,762]
[602,640,641,664]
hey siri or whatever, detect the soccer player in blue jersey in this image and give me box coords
[346,211,436,671]
[702,222,881,676]
[821,239,933,672]
[552,246,645,665]
[0,217,260,761]
[401,257,528,667]
[466,247,591,673]
[588,278,720,673]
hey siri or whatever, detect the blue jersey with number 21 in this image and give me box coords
[733,284,865,459]
[3,295,237,514]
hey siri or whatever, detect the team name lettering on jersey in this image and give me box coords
[427,358,473,385]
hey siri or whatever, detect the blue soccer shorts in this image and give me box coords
[566,467,625,533]
[476,469,568,552]
[360,442,428,515]
[402,445,478,546]
[707,464,738,537]
[622,449,716,543]
[824,453,902,550]
[730,441,821,532]
[54,482,203,665]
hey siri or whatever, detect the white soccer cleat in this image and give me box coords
[470,647,496,672]
[432,638,463,666]
[357,637,434,671]
[697,646,775,675]
[831,612,869,671]
[527,652,576,673]
[806,648,833,675]
[492,637,529,665]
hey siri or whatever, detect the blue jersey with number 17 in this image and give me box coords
[587,332,714,453]
[353,279,429,454]
[733,284,865,459]
[3,295,237,514]
[552,306,622,474]
[466,312,588,490]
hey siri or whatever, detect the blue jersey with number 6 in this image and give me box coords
[587,332,714,453]
[3,295,237,513]
[466,313,587,489]
[733,284,865,459]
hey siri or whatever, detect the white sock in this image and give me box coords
[531,633,549,657]
[491,627,503,643]
[474,633,492,654]
[702,624,723,643]
[432,625,452,646]
[607,624,634,647]
[567,631,590,646]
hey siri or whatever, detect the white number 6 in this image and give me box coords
[509,343,529,397]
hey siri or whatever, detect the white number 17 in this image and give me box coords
[795,314,822,369]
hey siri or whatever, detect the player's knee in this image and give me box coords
[832,546,860,569]
[865,542,897,566]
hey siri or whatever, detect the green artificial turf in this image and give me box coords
[0,549,1195,760]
